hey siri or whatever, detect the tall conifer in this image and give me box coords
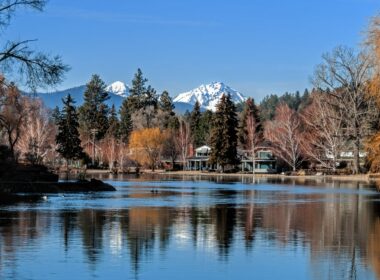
[190,101,202,147]
[119,100,133,144]
[209,94,239,171]
[56,94,83,163]
[78,74,110,140]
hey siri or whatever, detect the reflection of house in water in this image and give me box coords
[186,145,276,173]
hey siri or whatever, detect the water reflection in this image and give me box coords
[0,177,380,279]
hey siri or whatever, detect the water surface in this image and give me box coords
[1,175,380,280]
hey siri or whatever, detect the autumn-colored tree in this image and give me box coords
[366,133,380,172]
[264,103,303,171]
[300,91,346,171]
[365,16,380,172]
[367,16,380,100]
[129,128,165,171]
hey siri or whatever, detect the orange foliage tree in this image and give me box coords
[129,128,165,171]
[365,16,380,172]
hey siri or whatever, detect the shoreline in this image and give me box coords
[154,170,377,183]
[82,168,380,183]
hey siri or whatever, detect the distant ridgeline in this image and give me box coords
[25,82,311,119]
[27,82,128,110]
[25,81,249,115]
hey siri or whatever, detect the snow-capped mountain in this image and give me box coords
[173,82,246,112]
[105,81,129,97]
[35,81,129,109]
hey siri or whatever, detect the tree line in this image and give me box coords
[3,2,380,174]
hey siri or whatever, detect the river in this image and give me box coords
[0,174,379,279]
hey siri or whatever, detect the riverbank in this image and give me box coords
[155,170,378,183]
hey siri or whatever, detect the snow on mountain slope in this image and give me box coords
[105,81,129,97]
[35,81,129,109]
[173,82,246,112]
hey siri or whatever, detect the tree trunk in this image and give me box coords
[353,138,360,174]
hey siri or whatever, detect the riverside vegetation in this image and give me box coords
[2,2,380,195]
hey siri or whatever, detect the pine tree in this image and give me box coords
[119,100,133,144]
[160,90,175,112]
[143,85,158,108]
[126,68,148,113]
[259,94,279,121]
[56,94,83,164]
[52,106,61,123]
[190,101,202,147]
[108,105,120,139]
[209,94,239,171]
[199,110,213,145]
[78,74,110,140]
[159,90,177,129]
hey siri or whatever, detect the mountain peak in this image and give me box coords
[106,81,129,97]
[173,82,246,112]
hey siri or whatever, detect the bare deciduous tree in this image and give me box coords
[300,91,346,171]
[162,129,179,170]
[176,118,190,170]
[312,46,378,173]
[264,104,303,172]
[100,135,119,171]
[242,98,263,175]
[16,98,55,164]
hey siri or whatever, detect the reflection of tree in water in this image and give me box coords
[210,204,236,258]
[0,178,380,279]
[60,211,78,251]
[125,207,173,278]
[366,201,380,279]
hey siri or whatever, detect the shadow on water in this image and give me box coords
[0,175,380,279]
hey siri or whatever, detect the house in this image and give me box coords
[239,149,276,173]
[186,145,216,171]
[186,145,276,173]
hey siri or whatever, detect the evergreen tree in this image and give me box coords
[56,94,83,164]
[126,68,148,113]
[190,101,202,147]
[143,85,158,108]
[159,90,177,129]
[119,100,133,144]
[52,106,61,123]
[299,88,311,111]
[160,90,175,112]
[259,94,279,121]
[78,74,110,140]
[107,105,120,139]
[199,110,213,145]
[209,94,239,171]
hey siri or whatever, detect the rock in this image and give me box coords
[55,179,116,192]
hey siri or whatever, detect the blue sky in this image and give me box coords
[5,0,380,100]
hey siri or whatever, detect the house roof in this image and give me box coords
[195,145,211,153]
